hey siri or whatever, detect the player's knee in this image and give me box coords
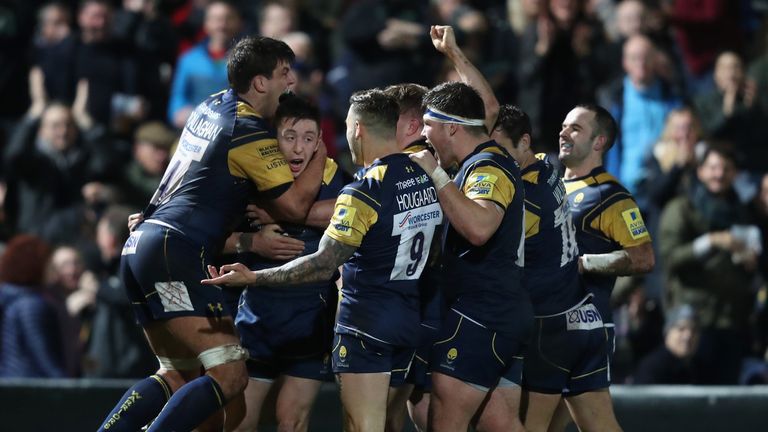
[156,356,203,391]
[199,344,249,398]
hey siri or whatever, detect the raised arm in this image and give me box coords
[580,242,655,276]
[431,25,499,132]
[202,233,355,287]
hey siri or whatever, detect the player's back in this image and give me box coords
[145,89,293,249]
[522,154,586,316]
[442,141,531,334]
[329,153,443,348]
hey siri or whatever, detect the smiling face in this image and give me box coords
[558,107,597,168]
[697,150,736,196]
[278,117,319,177]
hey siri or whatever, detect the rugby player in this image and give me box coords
[548,104,655,432]
[97,36,327,432]
[410,78,532,432]
[225,95,345,432]
[202,89,444,432]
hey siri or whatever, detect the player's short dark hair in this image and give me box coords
[576,103,617,153]
[349,89,398,140]
[423,82,486,135]
[274,93,320,129]
[228,36,295,94]
[493,105,531,148]
[383,83,428,116]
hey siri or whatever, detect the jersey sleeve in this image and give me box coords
[593,197,651,247]
[318,158,345,200]
[227,137,293,199]
[462,164,516,210]
[324,189,380,247]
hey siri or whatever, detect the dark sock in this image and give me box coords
[146,375,226,432]
[98,374,172,431]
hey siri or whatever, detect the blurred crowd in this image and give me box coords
[1,0,768,386]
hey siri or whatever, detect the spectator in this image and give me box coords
[47,245,98,377]
[0,235,66,378]
[517,0,604,153]
[167,0,242,128]
[600,34,682,201]
[72,0,143,128]
[637,106,703,217]
[3,103,106,244]
[659,145,761,384]
[29,2,74,116]
[632,304,704,384]
[118,121,175,209]
[113,0,180,122]
[83,205,155,378]
[662,0,742,94]
[258,0,297,38]
[694,51,767,175]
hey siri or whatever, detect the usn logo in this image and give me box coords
[566,304,603,331]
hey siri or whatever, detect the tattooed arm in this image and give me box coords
[201,234,356,287]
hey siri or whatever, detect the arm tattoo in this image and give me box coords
[253,234,356,286]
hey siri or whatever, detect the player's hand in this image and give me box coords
[430,25,458,56]
[409,149,439,176]
[128,212,144,231]
[246,204,275,226]
[202,263,256,286]
[252,224,305,260]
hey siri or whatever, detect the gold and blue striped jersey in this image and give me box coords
[522,154,586,316]
[145,89,294,249]
[243,158,345,295]
[442,141,531,334]
[326,153,443,347]
[564,166,651,323]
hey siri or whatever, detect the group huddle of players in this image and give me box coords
[97,25,653,432]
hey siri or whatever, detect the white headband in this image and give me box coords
[424,107,485,127]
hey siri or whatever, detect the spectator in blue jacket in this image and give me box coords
[167,0,242,128]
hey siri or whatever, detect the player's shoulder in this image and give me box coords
[465,141,518,178]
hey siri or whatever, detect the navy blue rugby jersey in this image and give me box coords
[521,154,587,316]
[326,153,443,347]
[244,158,345,296]
[564,166,651,324]
[145,89,295,249]
[441,141,531,334]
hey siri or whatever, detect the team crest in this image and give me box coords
[573,192,584,205]
[447,348,458,364]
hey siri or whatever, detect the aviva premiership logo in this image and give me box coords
[621,208,648,240]
[331,205,356,237]
[467,173,497,199]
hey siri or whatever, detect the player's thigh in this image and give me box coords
[524,392,562,432]
[338,372,391,432]
[227,379,273,432]
[430,372,488,429]
[386,383,415,432]
[275,376,323,423]
[564,389,622,432]
[474,385,524,432]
